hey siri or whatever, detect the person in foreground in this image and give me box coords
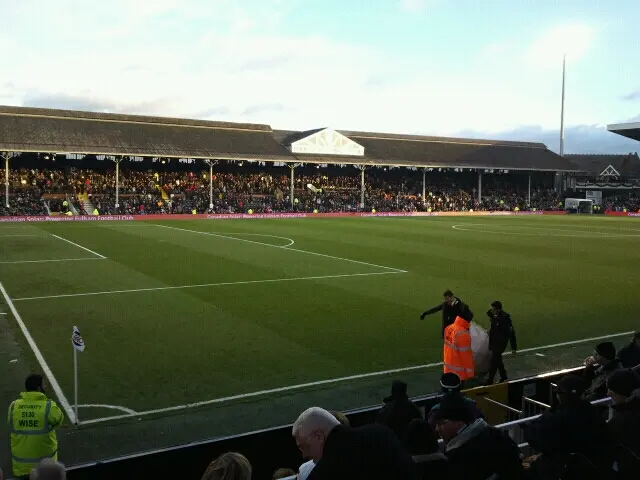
[434,394,525,480]
[29,459,66,480]
[8,374,64,479]
[292,406,418,480]
[200,452,251,480]
[403,418,450,479]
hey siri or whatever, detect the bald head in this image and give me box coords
[30,459,65,480]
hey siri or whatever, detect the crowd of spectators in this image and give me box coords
[1,167,569,216]
[4,166,640,216]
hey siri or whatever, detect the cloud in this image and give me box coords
[455,124,640,154]
[622,90,640,102]
[241,103,290,116]
[524,23,595,68]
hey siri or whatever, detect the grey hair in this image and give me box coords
[292,407,340,437]
[30,459,66,480]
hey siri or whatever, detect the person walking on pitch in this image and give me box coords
[485,301,517,385]
[420,290,474,338]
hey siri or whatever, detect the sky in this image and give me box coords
[0,0,639,154]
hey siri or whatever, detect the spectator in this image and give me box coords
[583,342,622,401]
[297,410,349,480]
[420,290,474,339]
[8,374,64,479]
[427,373,484,430]
[607,369,640,456]
[435,394,525,480]
[617,332,640,369]
[485,300,518,385]
[272,468,296,479]
[201,452,251,480]
[403,418,450,479]
[29,459,66,480]
[524,375,613,478]
[292,407,418,480]
[376,380,422,440]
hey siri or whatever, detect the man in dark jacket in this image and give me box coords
[485,301,518,385]
[524,375,613,479]
[293,407,418,480]
[435,394,525,480]
[427,373,484,430]
[376,380,422,440]
[607,369,640,457]
[583,341,622,401]
[420,290,474,338]
[403,418,450,480]
[617,332,640,369]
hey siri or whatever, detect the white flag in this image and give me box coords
[72,326,85,352]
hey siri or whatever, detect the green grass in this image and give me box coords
[1,216,639,421]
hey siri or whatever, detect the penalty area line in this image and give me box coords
[80,330,634,425]
[152,224,407,273]
[0,281,76,424]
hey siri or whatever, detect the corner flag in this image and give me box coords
[72,326,85,352]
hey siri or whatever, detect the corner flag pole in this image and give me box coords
[71,326,85,425]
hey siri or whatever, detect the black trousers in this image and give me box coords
[488,349,507,381]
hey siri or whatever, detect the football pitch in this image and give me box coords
[1,215,639,427]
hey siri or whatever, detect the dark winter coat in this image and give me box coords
[427,393,484,430]
[486,310,518,353]
[422,297,474,337]
[412,452,450,480]
[444,418,526,480]
[608,388,640,457]
[524,398,613,474]
[617,342,640,369]
[583,359,622,402]
[307,424,418,480]
[376,396,423,441]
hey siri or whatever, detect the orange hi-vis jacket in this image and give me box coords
[443,316,475,380]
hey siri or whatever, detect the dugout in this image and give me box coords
[564,197,593,214]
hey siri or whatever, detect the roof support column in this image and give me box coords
[205,160,218,211]
[478,171,482,205]
[109,156,123,209]
[422,168,426,206]
[2,152,15,208]
[356,165,367,210]
[528,173,531,207]
[289,163,301,210]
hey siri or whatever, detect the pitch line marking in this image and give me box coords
[77,404,137,415]
[50,233,107,258]
[11,271,404,301]
[0,258,106,265]
[80,330,634,425]
[452,224,640,238]
[153,224,407,273]
[0,282,76,424]
[0,234,46,237]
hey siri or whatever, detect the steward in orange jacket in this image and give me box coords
[443,316,475,380]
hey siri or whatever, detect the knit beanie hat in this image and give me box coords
[607,369,640,397]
